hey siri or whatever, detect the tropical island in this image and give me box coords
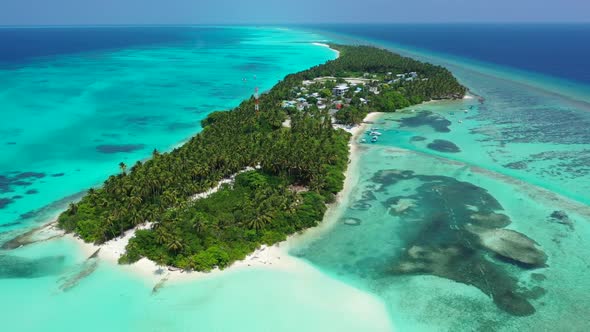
[57,45,466,271]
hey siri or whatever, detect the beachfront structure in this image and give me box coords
[333,84,349,97]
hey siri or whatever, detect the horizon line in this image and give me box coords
[2,21,590,28]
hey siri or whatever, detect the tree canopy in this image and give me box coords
[58,45,465,271]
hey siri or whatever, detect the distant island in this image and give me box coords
[58,45,466,271]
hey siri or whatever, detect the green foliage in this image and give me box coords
[58,45,464,271]
[334,106,368,126]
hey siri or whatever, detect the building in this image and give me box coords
[332,84,349,97]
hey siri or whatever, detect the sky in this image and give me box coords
[1,0,589,26]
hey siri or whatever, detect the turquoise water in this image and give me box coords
[0,27,397,332]
[292,30,590,330]
[1,237,392,332]
[0,27,334,230]
[3,25,590,331]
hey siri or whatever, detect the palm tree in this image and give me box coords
[155,230,168,245]
[130,209,143,226]
[152,149,160,159]
[67,203,78,215]
[119,162,127,175]
[129,195,142,207]
[167,238,184,253]
[248,212,271,230]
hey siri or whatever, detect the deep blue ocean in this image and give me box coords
[0,27,238,65]
[305,24,590,84]
[1,25,590,332]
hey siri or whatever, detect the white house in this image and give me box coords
[332,84,349,97]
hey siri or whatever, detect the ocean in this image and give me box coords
[1,24,590,331]
[0,27,390,332]
[294,24,590,331]
[305,23,590,84]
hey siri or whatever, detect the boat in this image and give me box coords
[370,131,382,136]
[458,120,463,124]
[371,136,378,143]
[361,138,367,143]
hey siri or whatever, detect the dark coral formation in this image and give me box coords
[504,161,528,170]
[0,254,65,279]
[400,111,452,133]
[549,210,574,230]
[58,257,99,292]
[96,144,145,154]
[0,171,46,194]
[427,139,461,153]
[0,197,14,209]
[410,136,427,142]
[371,170,547,316]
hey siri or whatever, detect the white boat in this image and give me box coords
[370,131,382,136]
[371,136,378,143]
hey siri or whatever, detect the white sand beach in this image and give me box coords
[313,42,340,57]
[68,111,380,285]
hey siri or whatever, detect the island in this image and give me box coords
[57,45,466,271]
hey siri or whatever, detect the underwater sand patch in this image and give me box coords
[389,198,416,215]
[466,225,547,267]
[342,218,362,226]
[469,212,511,228]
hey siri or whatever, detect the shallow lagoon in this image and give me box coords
[0,27,336,231]
[2,26,590,331]
[294,64,590,329]
[0,27,398,332]
[296,138,590,330]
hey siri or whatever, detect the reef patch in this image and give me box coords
[371,169,547,316]
[0,254,66,279]
[399,111,452,133]
[427,139,461,153]
[96,144,145,154]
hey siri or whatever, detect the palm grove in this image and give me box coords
[58,45,466,271]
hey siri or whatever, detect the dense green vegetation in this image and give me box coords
[308,46,466,125]
[122,172,328,270]
[58,45,465,270]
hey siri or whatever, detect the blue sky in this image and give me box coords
[1,0,589,25]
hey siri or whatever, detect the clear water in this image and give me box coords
[303,24,590,84]
[3,24,590,331]
[0,27,397,332]
[0,27,335,230]
[292,26,590,331]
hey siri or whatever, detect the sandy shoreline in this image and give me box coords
[69,111,381,285]
[313,42,340,58]
[31,44,380,285]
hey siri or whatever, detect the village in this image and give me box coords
[281,71,424,118]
